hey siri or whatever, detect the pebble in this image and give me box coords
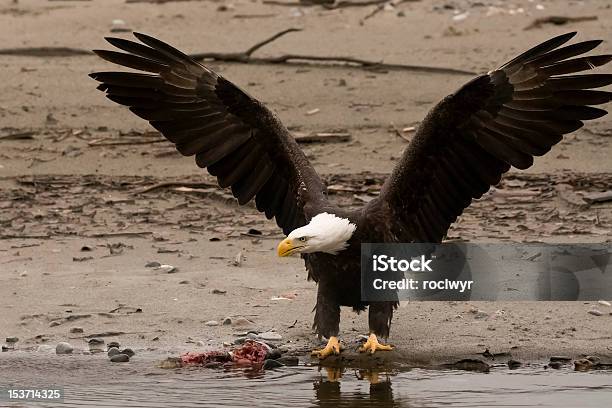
[196,341,206,346]
[37,345,55,353]
[204,320,219,326]
[550,356,572,362]
[107,347,121,357]
[588,309,603,316]
[548,361,562,369]
[108,341,120,349]
[473,310,489,319]
[6,337,18,344]
[277,356,299,366]
[121,348,135,357]
[70,327,84,334]
[574,358,595,371]
[156,264,177,274]
[88,338,105,352]
[1,346,9,352]
[507,359,522,369]
[56,342,74,354]
[222,317,232,325]
[263,359,284,369]
[232,317,253,327]
[110,353,130,363]
[145,261,161,268]
[598,300,611,307]
[259,331,282,341]
[266,349,282,360]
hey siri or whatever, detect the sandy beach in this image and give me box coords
[1,0,611,368]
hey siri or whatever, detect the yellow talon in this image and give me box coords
[311,336,342,359]
[358,333,393,354]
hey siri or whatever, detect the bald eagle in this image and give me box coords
[91,32,611,358]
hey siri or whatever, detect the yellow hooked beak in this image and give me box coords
[277,237,296,257]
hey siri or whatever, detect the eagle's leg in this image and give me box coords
[359,301,394,354]
[311,283,342,359]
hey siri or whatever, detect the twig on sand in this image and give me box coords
[0,27,472,75]
[262,0,399,9]
[190,27,475,76]
[0,47,90,57]
[88,138,166,146]
[134,181,217,195]
[84,231,154,238]
[524,15,597,30]
[0,234,50,240]
[390,123,416,142]
[294,132,352,143]
[360,0,411,25]
[0,131,35,140]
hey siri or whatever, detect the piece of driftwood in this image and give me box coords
[0,28,472,75]
[583,191,612,205]
[263,0,404,9]
[0,47,90,57]
[0,131,35,140]
[134,181,217,195]
[190,27,474,75]
[294,132,352,143]
[524,15,597,30]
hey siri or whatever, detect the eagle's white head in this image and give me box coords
[277,212,357,257]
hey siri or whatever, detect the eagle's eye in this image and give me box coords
[298,237,307,242]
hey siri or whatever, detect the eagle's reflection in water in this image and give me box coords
[313,367,408,408]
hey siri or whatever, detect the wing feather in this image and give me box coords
[91,33,326,235]
[376,32,610,242]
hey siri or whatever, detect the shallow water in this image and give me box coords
[2,354,611,408]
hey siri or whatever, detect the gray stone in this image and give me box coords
[259,331,282,341]
[107,347,121,357]
[232,317,253,327]
[107,341,120,349]
[121,348,135,357]
[156,264,176,273]
[588,309,603,316]
[204,320,219,326]
[110,353,130,363]
[507,359,521,369]
[56,342,74,354]
[266,349,282,360]
[37,345,55,353]
[263,359,284,369]
[69,327,83,334]
[222,317,232,325]
[277,356,299,366]
[145,261,161,268]
[5,337,18,344]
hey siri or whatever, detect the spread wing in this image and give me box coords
[90,32,326,235]
[377,32,611,242]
